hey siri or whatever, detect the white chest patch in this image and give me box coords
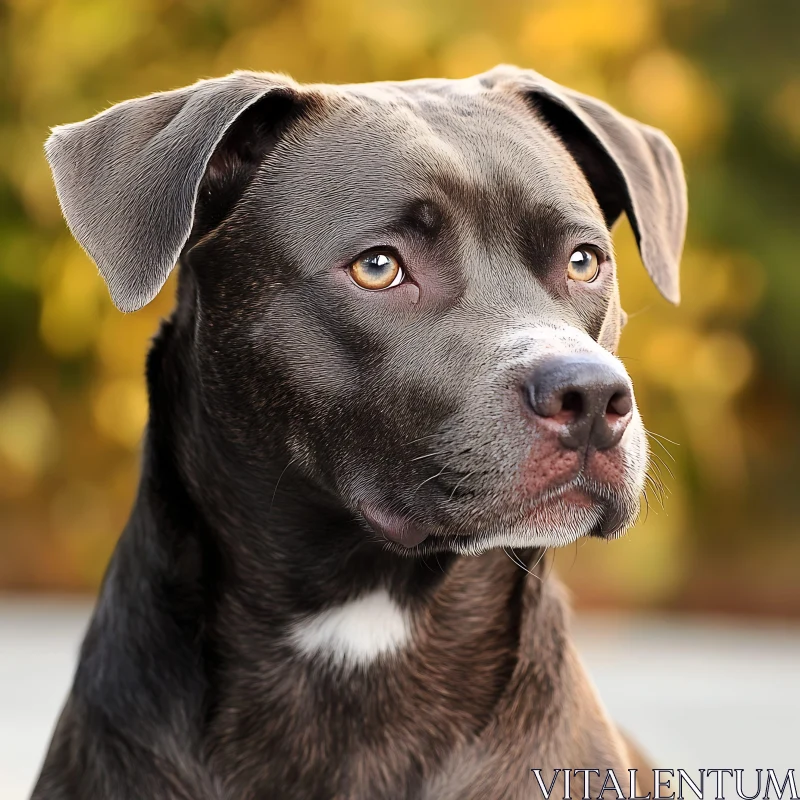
[290,589,412,667]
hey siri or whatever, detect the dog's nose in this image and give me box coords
[525,355,633,450]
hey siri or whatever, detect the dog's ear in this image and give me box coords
[492,67,687,304]
[45,72,304,312]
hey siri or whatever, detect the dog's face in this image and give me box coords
[46,67,686,555]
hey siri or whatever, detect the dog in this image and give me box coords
[34,65,686,800]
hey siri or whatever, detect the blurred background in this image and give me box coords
[1,0,799,795]
[2,0,799,613]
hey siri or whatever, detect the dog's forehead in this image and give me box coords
[254,79,604,261]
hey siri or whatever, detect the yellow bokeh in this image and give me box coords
[768,78,800,150]
[0,387,58,481]
[626,48,725,151]
[91,379,149,450]
[519,0,657,68]
[39,243,105,358]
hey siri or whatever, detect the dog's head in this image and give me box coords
[46,66,686,555]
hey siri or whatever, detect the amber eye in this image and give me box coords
[349,251,404,290]
[567,247,601,282]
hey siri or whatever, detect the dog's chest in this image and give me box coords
[206,560,630,799]
[289,588,413,666]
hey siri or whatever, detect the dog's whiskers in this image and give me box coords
[531,546,549,575]
[647,460,672,503]
[647,458,667,488]
[640,485,651,523]
[406,433,441,446]
[410,451,446,462]
[645,428,681,447]
[420,556,438,574]
[647,434,677,463]
[413,466,449,494]
[503,546,526,570]
[269,458,297,515]
[502,546,544,583]
[650,450,676,481]
[448,471,475,501]
[645,464,667,492]
[569,540,580,572]
[543,547,556,581]
[643,473,665,511]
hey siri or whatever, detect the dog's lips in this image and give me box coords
[517,485,597,528]
[529,481,633,540]
[530,486,594,512]
[359,504,430,549]
[360,482,630,550]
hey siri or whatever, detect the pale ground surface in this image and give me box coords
[1,597,798,799]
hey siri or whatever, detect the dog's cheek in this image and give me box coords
[597,284,625,353]
[620,412,649,497]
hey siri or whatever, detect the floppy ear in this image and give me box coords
[45,71,302,312]
[490,67,687,304]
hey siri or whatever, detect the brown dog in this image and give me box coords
[35,66,685,799]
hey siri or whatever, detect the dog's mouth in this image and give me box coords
[359,477,635,554]
[359,505,432,548]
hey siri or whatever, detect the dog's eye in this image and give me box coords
[349,251,405,290]
[567,247,600,283]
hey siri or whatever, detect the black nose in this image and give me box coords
[525,355,633,450]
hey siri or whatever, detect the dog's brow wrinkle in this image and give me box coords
[404,198,442,234]
[290,589,412,667]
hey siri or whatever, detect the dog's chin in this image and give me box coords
[361,485,639,557]
[423,492,628,557]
